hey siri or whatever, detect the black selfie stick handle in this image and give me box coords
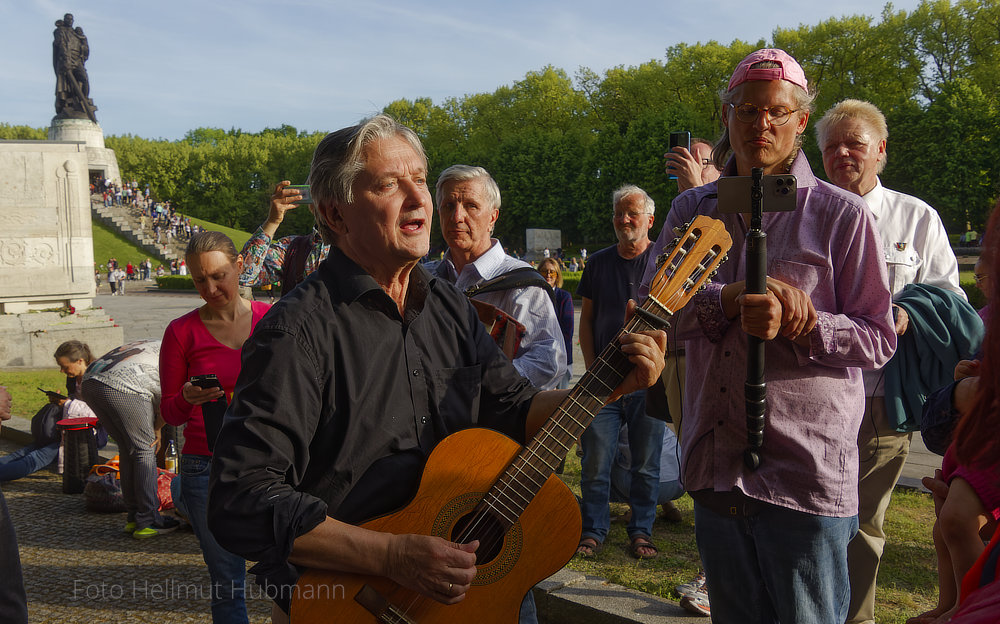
[744,167,766,471]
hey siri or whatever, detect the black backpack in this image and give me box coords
[30,403,63,447]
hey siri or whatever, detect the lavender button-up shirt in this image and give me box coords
[640,152,896,517]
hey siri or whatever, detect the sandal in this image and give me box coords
[629,535,658,560]
[575,537,601,558]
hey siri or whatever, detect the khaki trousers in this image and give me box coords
[846,397,912,624]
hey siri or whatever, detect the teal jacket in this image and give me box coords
[884,283,984,432]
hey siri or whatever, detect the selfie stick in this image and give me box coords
[744,167,766,471]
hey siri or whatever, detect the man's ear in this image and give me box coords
[319,201,348,236]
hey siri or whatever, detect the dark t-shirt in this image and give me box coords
[208,247,539,592]
[577,243,653,350]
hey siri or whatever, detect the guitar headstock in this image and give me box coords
[647,216,733,315]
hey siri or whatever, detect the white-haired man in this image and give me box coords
[576,184,665,561]
[816,98,967,624]
[208,115,668,623]
[433,164,566,390]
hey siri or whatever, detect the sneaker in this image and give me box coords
[680,588,711,616]
[675,570,706,598]
[123,521,137,534]
[133,516,180,539]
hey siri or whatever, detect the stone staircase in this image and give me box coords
[89,195,187,265]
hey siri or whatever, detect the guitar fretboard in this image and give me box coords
[472,222,727,530]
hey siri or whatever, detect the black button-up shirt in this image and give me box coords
[208,247,538,591]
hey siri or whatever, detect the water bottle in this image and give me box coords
[165,439,178,473]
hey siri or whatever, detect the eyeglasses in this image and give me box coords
[975,273,989,283]
[730,103,800,126]
[542,269,558,277]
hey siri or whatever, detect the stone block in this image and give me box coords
[525,228,562,262]
[0,141,96,312]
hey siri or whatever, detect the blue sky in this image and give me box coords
[2,0,924,140]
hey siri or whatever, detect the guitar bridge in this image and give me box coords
[355,584,416,624]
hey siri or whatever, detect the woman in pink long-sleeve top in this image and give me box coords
[160,231,270,624]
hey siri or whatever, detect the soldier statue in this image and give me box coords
[53,13,97,123]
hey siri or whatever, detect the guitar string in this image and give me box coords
[394,231,721,621]
[396,316,668,622]
[447,315,653,559]
[439,258,687,559]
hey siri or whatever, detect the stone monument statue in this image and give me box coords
[53,13,97,123]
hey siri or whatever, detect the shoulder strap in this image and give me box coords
[281,234,314,297]
[464,267,554,302]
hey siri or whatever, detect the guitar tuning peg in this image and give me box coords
[672,226,684,236]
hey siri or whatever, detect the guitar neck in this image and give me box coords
[477,300,671,529]
[472,215,730,532]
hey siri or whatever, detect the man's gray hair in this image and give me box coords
[711,60,817,171]
[307,114,427,243]
[814,99,889,174]
[612,184,655,214]
[435,164,502,212]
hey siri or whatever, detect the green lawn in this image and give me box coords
[0,368,67,420]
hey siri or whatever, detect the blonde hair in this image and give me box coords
[538,257,564,288]
[815,99,889,174]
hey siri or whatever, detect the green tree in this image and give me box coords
[887,78,998,231]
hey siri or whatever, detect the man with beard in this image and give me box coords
[575,184,665,560]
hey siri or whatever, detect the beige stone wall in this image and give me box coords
[0,141,96,313]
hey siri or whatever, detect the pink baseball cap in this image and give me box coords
[727,48,808,92]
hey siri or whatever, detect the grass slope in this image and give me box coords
[91,217,251,272]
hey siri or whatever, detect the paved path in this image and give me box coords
[1,438,273,623]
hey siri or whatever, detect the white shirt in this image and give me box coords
[436,240,567,390]
[862,177,964,395]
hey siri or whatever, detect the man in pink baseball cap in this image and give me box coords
[639,48,896,623]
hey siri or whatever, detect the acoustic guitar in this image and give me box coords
[291,215,733,623]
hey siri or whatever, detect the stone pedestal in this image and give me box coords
[48,118,120,184]
[0,140,124,365]
[525,228,562,262]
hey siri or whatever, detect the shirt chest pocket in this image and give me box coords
[884,247,921,293]
[426,365,483,431]
[769,259,833,309]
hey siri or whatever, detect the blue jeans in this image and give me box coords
[0,443,59,482]
[579,391,663,541]
[694,496,858,624]
[171,455,248,624]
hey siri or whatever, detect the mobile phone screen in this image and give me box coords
[667,131,691,179]
[287,184,312,205]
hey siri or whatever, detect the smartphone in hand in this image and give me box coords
[667,131,691,180]
[38,387,68,401]
[189,373,222,390]
[286,184,312,205]
[189,374,226,451]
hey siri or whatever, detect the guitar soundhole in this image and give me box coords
[451,510,505,565]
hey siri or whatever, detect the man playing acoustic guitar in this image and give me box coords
[207,114,666,623]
